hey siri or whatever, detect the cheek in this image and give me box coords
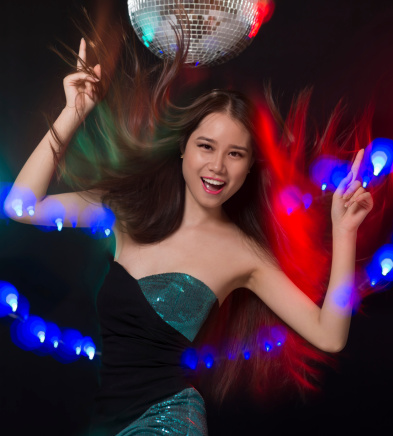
[232,165,250,185]
[181,156,199,185]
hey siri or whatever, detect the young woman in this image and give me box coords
[4,36,373,435]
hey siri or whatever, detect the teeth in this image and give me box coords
[202,178,225,186]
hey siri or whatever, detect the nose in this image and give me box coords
[208,152,226,175]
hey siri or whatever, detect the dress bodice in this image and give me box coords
[91,257,217,435]
[134,268,217,341]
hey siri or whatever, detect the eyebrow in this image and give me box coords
[196,136,250,153]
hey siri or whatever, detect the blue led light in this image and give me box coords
[243,350,251,360]
[372,151,388,176]
[203,353,214,369]
[11,315,47,351]
[6,293,18,312]
[381,258,393,276]
[81,336,96,360]
[60,329,83,358]
[181,348,198,370]
[0,281,19,316]
[55,218,63,231]
[311,156,350,192]
[82,206,116,239]
[365,244,393,287]
[302,193,313,209]
[279,186,303,215]
[11,198,23,217]
[359,138,393,186]
[45,322,61,350]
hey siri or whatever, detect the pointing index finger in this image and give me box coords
[350,149,364,182]
[77,38,86,70]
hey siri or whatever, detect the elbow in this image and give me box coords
[3,192,34,223]
[3,195,21,221]
[3,196,16,219]
[316,338,347,353]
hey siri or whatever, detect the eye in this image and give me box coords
[229,151,244,158]
[197,143,213,150]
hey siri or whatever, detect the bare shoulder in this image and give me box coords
[236,233,281,291]
[213,223,277,289]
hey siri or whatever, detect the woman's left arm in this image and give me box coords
[248,149,373,352]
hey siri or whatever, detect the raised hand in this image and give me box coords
[331,149,374,233]
[63,38,101,118]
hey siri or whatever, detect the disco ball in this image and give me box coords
[127,0,273,67]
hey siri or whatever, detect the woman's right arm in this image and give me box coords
[4,39,106,229]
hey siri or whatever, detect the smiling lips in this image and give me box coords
[201,177,226,195]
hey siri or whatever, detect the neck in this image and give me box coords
[181,187,228,228]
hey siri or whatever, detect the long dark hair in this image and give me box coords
[53,15,335,404]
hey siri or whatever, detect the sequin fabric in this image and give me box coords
[116,388,207,435]
[137,273,217,342]
[128,0,271,66]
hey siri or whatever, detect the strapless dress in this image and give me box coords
[90,257,218,435]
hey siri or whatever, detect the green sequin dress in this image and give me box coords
[92,259,217,436]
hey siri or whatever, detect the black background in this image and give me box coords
[1,1,393,435]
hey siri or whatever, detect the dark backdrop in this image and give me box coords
[1,1,393,435]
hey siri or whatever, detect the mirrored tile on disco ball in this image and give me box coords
[128,0,272,66]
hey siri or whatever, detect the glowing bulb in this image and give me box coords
[104,228,111,236]
[6,293,18,312]
[265,342,272,352]
[53,340,59,348]
[55,218,63,231]
[243,351,250,360]
[85,345,95,360]
[203,354,214,369]
[276,341,282,347]
[381,258,393,276]
[76,346,81,355]
[302,193,313,209]
[11,199,23,217]
[27,206,35,216]
[37,331,45,343]
[321,183,327,191]
[371,280,376,286]
[371,151,388,176]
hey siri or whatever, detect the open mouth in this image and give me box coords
[201,177,226,194]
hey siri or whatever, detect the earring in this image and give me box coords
[180,154,184,159]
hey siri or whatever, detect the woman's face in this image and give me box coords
[182,111,253,211]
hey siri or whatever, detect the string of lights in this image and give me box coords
[1,138,393,368]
